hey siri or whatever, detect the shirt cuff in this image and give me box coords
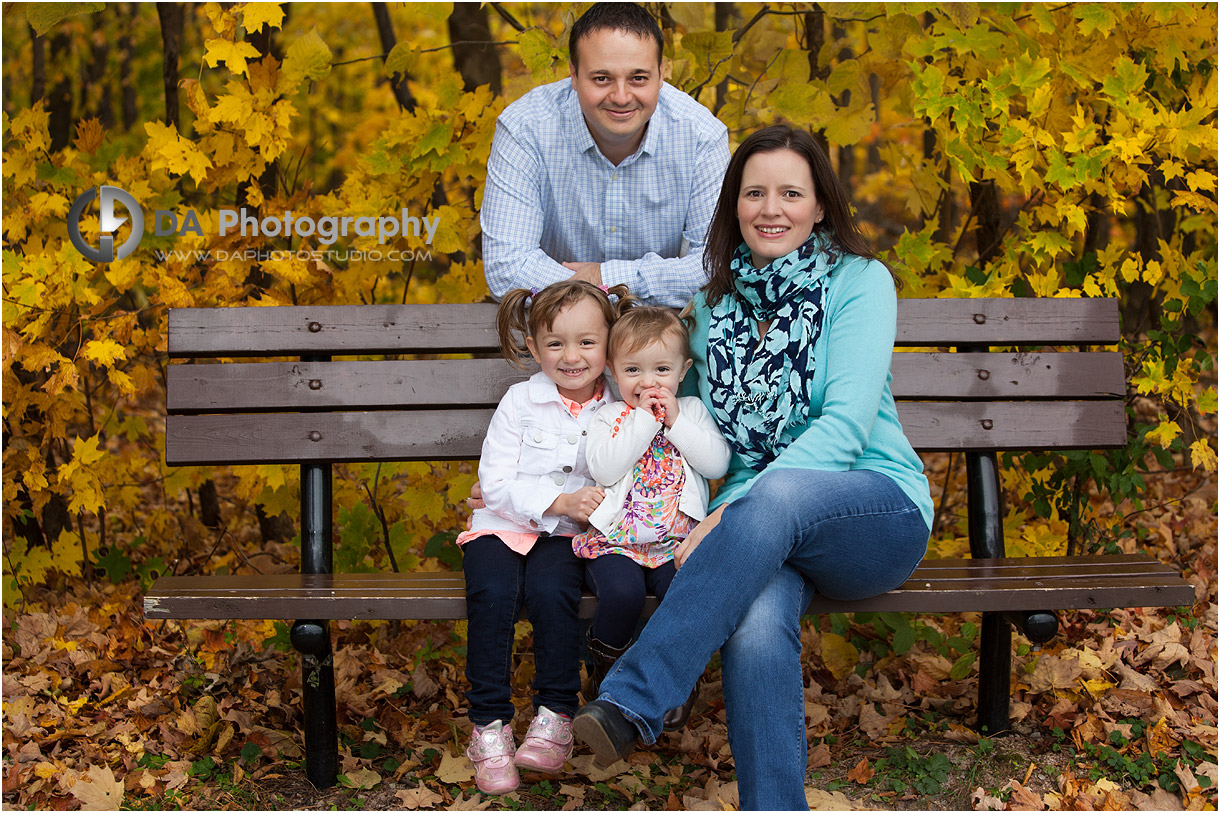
[599,259,639,292]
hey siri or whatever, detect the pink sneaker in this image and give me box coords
[466,721,519,794]
[514,706,574,773]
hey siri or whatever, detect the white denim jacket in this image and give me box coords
[469,371,611,538]
[586,397,732,535]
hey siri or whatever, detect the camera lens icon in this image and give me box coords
[67,185,145,263]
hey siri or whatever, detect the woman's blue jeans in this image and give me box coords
[596,469,930,811]
[463,534,584,726]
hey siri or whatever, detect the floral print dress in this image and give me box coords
[572,432,696,567]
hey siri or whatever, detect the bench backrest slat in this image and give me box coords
[166,298,1121,357]
[165,400,1127,466]
[166,351,1126,413]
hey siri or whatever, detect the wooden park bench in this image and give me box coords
[144,297,1194,788]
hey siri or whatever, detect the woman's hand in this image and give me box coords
[464,480,486,529]
[675,503,727,568]
[546,486,606,523]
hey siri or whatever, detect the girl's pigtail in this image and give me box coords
[678,301,697,333]
[496,288,534,368]
[608,284,636,319]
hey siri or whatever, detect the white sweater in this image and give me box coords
[585,397,731,535]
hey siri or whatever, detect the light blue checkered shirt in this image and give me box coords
[481,79,729,307]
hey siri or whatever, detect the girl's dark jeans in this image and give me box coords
[585,553,677,647]
[462,534,584,726]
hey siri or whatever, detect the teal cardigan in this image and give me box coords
[688,254,934,531]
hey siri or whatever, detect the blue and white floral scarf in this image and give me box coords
[706,234,835,469]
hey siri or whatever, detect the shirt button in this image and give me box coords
[534,433,543,443]
[567,435,578,444]
[563,465,572,473]
[553,474,564,485]
[609,226,617,233]
[582,430,587,435]
[529,520,538,528]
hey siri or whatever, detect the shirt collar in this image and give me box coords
[563,79,661,165]
[528,370,608,409]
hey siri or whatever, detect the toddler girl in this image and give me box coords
[457,279,628,794]
[572,305,731,729]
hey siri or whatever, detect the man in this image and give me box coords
[480,2,729,307]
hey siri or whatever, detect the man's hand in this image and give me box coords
[675,503,727,568]
[546,486,606,524]
[563,262,603,287]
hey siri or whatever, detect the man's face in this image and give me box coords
[569,28,662,163]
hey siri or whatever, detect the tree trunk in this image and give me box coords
[30,26,46,106]
[47,31,73,151]
[83,33,114,129]
[803,9,830,157]
[969,180,1002,267]
[371,2,417,111]
[867,72,882,172]
[448,3,502,94]
[832,23,853,189]
[714,3,733,113]
[119,3,139,130]
[199,480,221,528]
[157,3,184,130]
[256,504,294,544]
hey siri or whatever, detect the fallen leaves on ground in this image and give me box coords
[2,464,1216,811]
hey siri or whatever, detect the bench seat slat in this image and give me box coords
[144,555,1193,620]
[165,400,1128,465]
[167,299,1121,357]
[166,352,1126,413]
[144,555,1179,589]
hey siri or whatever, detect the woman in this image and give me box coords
[571,124,934,810]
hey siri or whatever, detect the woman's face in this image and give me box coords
[736,148,824,268]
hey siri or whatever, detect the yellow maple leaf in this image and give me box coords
[1146,420,1182,449]
[1142,260,1164,286]
[820,632,859,681]
[108,368,136,397]
[1185,168,1218,194]
[82,338,126,367]
[202,38,262,76]
[241,2,285,31]
[145,121,214,185]
[1189,440,1217,473]
[208,85,253,125]
[203,2,237,35]
[73,434,107,467]
[51,531,84,574]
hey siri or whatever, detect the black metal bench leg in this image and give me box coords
[292,620,338,787]
[977,611,1012,735]
[966,450,1013,736]
[298,456,336,787]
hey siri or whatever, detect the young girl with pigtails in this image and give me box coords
[455,279,628,795]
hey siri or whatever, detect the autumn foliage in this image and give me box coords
[2,2,1216,810]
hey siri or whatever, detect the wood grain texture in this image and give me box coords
[167,298,1121,357]
[143,554,1194,620]
[166,352,1125,413]
[165,400,1127,465]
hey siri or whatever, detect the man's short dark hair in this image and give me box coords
[569,3,664,70]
